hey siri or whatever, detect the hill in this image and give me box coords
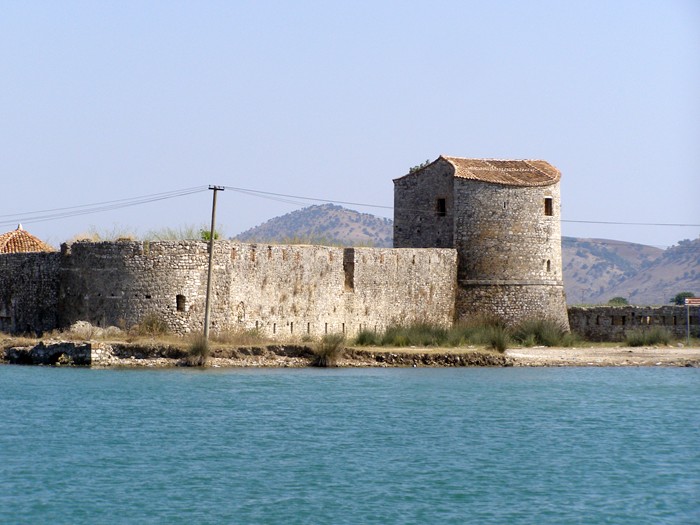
[561,237,664,304]
[234,205,699,305]
[598,237,700,305]
[235,204,393,247]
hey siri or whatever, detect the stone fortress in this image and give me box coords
[0,156,570,338]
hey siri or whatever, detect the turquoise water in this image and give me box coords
[1,367,698,524]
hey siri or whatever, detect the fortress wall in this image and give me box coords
[457,283,569,327]
[454,180,562,283]
[58,241,214,332]
[0,252,60,334]
[568,305,700,341]
[55,241,457,339]
[453,180,568,328]
[224,244,457,338]
[349,247,457,333]
[393,159,454,249]
[225,243,347,337]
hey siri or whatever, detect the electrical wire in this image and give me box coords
[224,185,700,228]
[2,183,697,251]
[0,186,209,228]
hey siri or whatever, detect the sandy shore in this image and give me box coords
[82,343,700,368]
[505,345,700,367]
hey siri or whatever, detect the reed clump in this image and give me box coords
[512,319,578,347]
[351,317,583,353]
[312,333,345,367]
[184,333,211,367]
[625,327,672,347]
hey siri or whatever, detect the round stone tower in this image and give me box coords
[394,156,569,328]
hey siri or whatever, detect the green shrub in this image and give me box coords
[134,312,170,337]
[354,329,382,346]
[608,297,629,306]
[625,327,672,347]
[185,333,210,366]
[313,333,345,367]
[513,319,569,347]
[485,325,510,352]
[380,323,449,347]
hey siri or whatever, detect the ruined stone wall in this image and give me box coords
[58,241,214,332]
[0,252,60,335]
[568,305,700,341]
[453,179,568,327]
[224,244,456,338]
[393,159,454,249]
[55,240,457,338]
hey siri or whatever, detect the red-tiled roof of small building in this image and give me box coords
[0,225,55,253]
[397,156,561,187]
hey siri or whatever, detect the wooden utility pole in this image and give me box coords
[204,185,224,340]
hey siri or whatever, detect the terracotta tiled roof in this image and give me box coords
[401,156,561,187]
[0,225,55,253]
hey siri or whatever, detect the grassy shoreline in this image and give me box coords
[2,336,699,368]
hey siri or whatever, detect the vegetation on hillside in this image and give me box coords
[235,204,392,247]
[670,291,695,305]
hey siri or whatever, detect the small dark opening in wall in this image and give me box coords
[273,323,276,334]
[546,260,551,272]
[544,197,553,216]
[290,322,294,334]
[343,248,355,292]
[325,323,328,334]
[176,294,186,312]
[436,198,446,217]
[145,294,152,299]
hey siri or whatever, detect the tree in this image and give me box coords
[608,297,629,306]
[670,291,695,305]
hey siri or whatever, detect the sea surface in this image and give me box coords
[1,366,698,525]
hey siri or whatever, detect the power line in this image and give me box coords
[224,185,393,211]
[0,186,209,228]
[3,183,699,239]
[562,219,700,227]
[224,185,700,228]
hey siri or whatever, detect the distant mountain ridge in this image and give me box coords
[234,204,699,305]
[236,204,392,247]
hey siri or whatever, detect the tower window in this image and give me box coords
[544,197,553,216]
[546,260,551,272]
[176,294,186,312]
[436,198,446,217]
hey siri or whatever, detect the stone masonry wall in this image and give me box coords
[0,252,60,334]
[226,244,456,338]
[457,283,569,328]
[58,241,212,333]
[55,240,457,339]
[453,179,568,327]
[568,305,700,341]
[393,158,454,249]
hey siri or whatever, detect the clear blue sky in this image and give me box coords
[2,0,698,249]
